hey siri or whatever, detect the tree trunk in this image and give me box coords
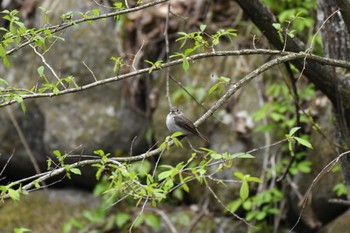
[317,0,350,198]
[235,0,350,196]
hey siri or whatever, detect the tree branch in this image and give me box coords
[235,0,339,104]
[6,0,169,56]
[2,49,350,108]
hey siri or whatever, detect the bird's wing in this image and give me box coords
[173,115,198,135]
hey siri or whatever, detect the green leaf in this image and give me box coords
[218,76,230,83]
[272,23,282,30]
[70,168,81,175]
[212,38,219,45]
[255,211,267,220]
[0,78,9,86]
[34,180,41,188]
[20,101,26,113]
[53,150,61,157]
[246,210,258,221]
[240,180,249,201]
[94,149,106,157]
[47,158,52,170]
[133,214,145,228]
[233,171,245,180]
[14,228,31,233]
[208,83,219,95]
[13,94,23,103]
[172,137,183,148]
[184,47,197,56]
[92,8,100,16]
[182,57,189,72]
[158,170,172,181]
[182,182,189,192]
[246,176,262,183]
[289,127,300,136]
[333,183,347,196]
[113,2,124,10]
[199,24,206,31]
[94,165,104,180]
[267,207,280,215]
[242,199,252,210]
[230,153,255,159]
[297,160,312,173]
[271,112,284,121]
[37,66,45,76]
[8,188,20,201]
[144,214,161,231]
[171,131,183,138]
[53,86,59,95]
[115,212,130,228]
[0,45,6,57]
[159,140,167,151]
[226,199,242,213]
[294,137,313,149]
[210,153,222,159]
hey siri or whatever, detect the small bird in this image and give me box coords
[166,106,208,142]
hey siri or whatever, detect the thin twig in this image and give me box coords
[129,197,149,233]
[152,146,165,178]
[147,208,178,233]
[289,150,350,232]
[308,9,339,52]
[185,137,205,153]
[132,40,145,71]
[0,149,15,180]
[6,108,43,179]
[29,43,66,89]
[169,74,206,110]
[297,8,339,82]
[206,184,255,228]
[83,61,98,82]
[129,136,138,156]
[328,198,350,206]
[165,3,171,107]
[124,0,130,8]
[91,0,116,9]
[185,197,209,233]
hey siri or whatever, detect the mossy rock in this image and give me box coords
[0,189,99,233]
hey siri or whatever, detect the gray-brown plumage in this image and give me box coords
[166,106,208,142]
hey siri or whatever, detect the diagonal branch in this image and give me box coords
[2,49,350,108]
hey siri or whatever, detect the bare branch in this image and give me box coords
[132,40,145,71]
[29,43,67,89]
[164,2,171,108]
[0,149,15,180]
[3,49,350,108]
[290,150,350,232]
[147,208,178,233]
[83,61,98,82]
[6,108,43,178]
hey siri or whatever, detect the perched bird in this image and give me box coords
[166,106,208,142]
